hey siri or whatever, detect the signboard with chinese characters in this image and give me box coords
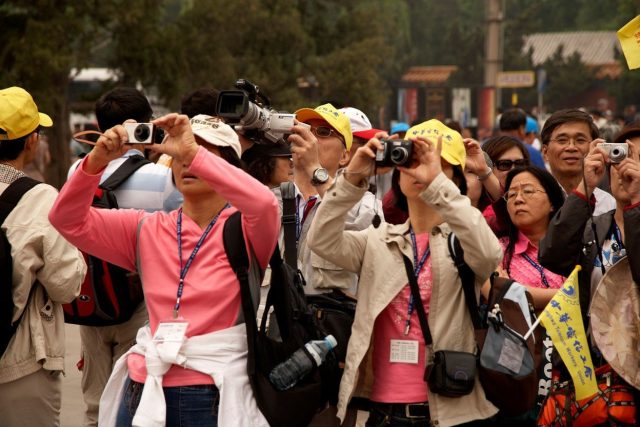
[496,71,535,88]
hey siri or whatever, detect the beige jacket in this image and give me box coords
[0,182,86,383]
[308,173,502,427]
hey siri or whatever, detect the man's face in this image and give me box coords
[306,118,350,175]
[542,121,592,177]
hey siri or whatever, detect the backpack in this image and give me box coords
[63,155,150,326]
[448,233,542,416]
[0,176,42,358]
[223,205,339,426]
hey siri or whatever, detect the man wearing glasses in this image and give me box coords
[540,109,615,215]
[288,103,378,297]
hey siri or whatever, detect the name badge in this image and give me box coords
[390,339,419,364]
[153,320,189,361]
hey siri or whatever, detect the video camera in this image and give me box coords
[215,79,295,144]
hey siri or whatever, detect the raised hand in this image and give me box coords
[149,114,199,166]
[84,124,131,174]
[398,136,443,186]
[614,141,640,204]
[343,133,387,185]
[464,138,490,175]
[576,139,608,195]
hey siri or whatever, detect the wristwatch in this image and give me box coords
[310,167,330,186]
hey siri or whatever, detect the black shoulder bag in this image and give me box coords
[402,255,476,397]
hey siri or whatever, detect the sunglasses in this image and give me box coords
[494,159,529,171]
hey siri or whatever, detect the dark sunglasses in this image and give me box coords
[494,159,529,171]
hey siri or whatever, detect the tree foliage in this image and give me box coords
[2,0,640,187]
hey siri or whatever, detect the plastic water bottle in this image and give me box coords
[269,335,338,391]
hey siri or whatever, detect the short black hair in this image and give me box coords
[499,108,527,132]
[181,88,220,118]
[390,164,467,213]
[0,134,28,161]
[95,87,153,132]
[246,156,277,185]
[540,109,599,145]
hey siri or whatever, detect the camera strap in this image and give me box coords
[402,255,433,348]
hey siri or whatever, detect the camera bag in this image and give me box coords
[223,184,339,427]
[0,176,41,358]
[402,254,476,397]
[448,233,542,416]
[62,155,149,326]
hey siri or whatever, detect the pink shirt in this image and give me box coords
[371,233,431,403]
[49,147,279,386]
[500,232,565,289]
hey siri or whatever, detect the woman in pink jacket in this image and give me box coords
[49,114,279,426]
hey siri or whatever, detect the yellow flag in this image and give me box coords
[540,265,598,400]
[617,15,640,70]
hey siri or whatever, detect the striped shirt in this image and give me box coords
[68,149,182,212]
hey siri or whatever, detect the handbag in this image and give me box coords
[402,255,476,398]
[537,364,637,426]
[448,234,542,415]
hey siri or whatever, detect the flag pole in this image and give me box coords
[523,315,543,341]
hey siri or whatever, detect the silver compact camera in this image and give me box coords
[123,123,162,144]
[597,142,628,163]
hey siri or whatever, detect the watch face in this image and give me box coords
[315,168,329,181]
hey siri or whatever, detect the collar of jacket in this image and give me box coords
[381,219,451,257]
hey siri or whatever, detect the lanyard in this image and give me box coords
[174,204,229,318]
[521,253,550,288]
[404,228,430,335]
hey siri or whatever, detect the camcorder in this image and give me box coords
[375,139,413,167]
[598,142,628,163]
[123,123,164,144]
[215,79,295,144]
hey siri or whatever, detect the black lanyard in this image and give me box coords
[521,253,550,288]
[404,228,430,335]
[173,204,229,318]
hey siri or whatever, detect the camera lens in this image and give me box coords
[134,124,150,142]
[611,148,622,157]
[390,147,410,165]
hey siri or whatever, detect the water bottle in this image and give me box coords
[269,335,338,391]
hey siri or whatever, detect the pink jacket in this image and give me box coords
[49,147,279,386]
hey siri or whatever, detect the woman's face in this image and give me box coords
[399,159,454,200]
[505,171,553,234]
[172,139,220,197]
[269,156,294,187]
[494,146,526,188]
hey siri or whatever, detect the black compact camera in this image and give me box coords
[216,79,295,144]
[375,139,413,167]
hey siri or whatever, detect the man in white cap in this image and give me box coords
[0,87,86,426]
[66,87,183,427]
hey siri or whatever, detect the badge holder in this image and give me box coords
[153,318,189,361]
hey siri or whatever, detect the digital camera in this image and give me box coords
[375,139,413,167]
[598,142,628,163]
[216,79,295,144]
[123,123,163,144]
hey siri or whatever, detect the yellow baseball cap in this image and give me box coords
[406,119,466,169]
[295,103,353,150]
[0,87,53,141]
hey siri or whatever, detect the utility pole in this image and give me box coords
[483,0,504,127]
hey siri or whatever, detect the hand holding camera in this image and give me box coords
[612,141,640,203]
[343,134,387,186]
[288,120,321,178]
[148,114,200,166]
[577,139,609,195]
[85,122,133,174]
[398,136,443,187]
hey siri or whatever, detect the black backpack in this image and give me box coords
[62,155,150,326]
[0,176,41,358]
[223,206,339,427]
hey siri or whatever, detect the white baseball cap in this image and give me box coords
[190,114,241,158]
[339,107,384,141]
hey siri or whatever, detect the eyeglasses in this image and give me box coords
[310,125,344,145]
[494,159,529,171]
[550,136,590,147]
[503,184,547,202]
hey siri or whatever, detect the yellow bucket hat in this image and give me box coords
[0,87,53,140]
[406,119,466,169]
[295,103,353,150]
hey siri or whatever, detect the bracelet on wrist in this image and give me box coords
[477,167,493,181]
